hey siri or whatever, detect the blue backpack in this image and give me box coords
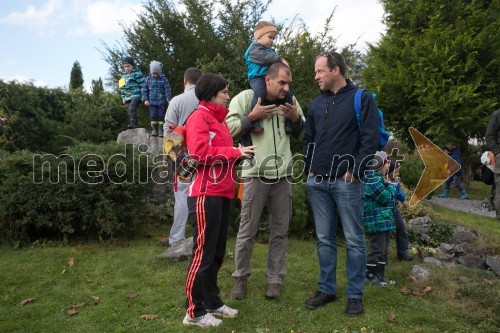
[354,89,390,150]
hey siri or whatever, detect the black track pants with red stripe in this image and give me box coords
[185,195,230,318]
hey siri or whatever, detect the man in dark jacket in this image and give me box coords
[303,51,379,316]
[485,109,500,219]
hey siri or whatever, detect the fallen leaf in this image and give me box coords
[126,294,138,298]
[140,314,159,320]
[67,309,78,316]
[156,236,168,243]
[91,296,100,305]
[71,302,86,309]
[387,312,397,323]
[409,275,419,284]
[400,286,411,295]
[19,298,35,306]
[60,268,66,275]
[421,286,432,297]
[484,279,495,286]
[119,242,129,248]
[68,258,74,266]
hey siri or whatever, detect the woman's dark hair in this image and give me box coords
[195,73,227,102]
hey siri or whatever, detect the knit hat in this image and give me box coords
[150,60,163,74]
[253,24,277,41]
[370,151,389,170]
[122,56,135,66]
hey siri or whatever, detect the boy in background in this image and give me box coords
[243,21,293,133]
[142,60,172,137]
[119,56,144,129]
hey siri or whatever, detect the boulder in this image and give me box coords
[116,128,163,156]
[408,216,431,241]
[411,265,431,282]
[456,254,485,270]
[485,256,500,276]
[157,237,193,261]
[451,226,478,244]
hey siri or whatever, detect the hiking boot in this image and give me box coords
[345,298,364,316]
[366,264,387,287]
[265,283,281,300]
[460,190,468,200]
[304,291,337,310]
[251,121,264,133]
[376,262,395,285]
[207,304,238,318]
[182,313,222,327]
[398,252,414,261]
[437,189,449,198]
[231,277,248,300]
[151,124,158,137]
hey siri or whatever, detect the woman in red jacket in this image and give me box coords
[183,74,255,328]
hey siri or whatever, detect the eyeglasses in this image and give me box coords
[319,51,339,68]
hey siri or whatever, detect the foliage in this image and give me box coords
[363,0,499,146]
[0,142,154,243]
[90,77,104,98]
[69,61,84,90]
[100,0,357,110]
[0,80,128,154]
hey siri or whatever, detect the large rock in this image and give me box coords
[451,226,478,244]
[456,254,485,270]
[485,256,500,276]
[408,216,431,241]
[116,128,163,156]
[156,238,193,261]
[411,265,431,282]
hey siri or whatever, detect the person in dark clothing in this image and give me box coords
[485,109,500,219]
[303,51,379,317]
[436,142,468,199]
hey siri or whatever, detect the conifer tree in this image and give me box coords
[69,61,84,90]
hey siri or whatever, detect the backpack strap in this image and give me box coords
[354,88,365,130]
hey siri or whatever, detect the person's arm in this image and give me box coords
[485,111,500,156]
[303,100,316,174]
[353,91,380,178]
[141,76,149,103]
[164,77,172,103]
[248,43,281,65]
[186,111,242,164]
[365,179,396,205]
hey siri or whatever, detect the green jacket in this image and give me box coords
[226,89,305,179]
[363,171,396,235]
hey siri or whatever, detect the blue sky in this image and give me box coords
[0,0,385,91]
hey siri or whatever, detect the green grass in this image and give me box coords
[1,222,499,333]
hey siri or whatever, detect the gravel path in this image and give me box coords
[429,197,496,217]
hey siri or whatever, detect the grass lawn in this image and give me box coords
[1,220,499,333]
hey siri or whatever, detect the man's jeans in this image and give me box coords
[306,176,366,298]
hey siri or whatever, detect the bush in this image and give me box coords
[0,142,155,244]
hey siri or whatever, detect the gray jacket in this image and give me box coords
[163,85,199,134]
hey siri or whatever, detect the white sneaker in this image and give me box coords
[182,313,222,327]
[207,304,238,318]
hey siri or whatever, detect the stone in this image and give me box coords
[485,256,500,276]
[157,237,193,261]
[452,242,472,254]
[411,265,431,282]
[408,216,431,241]
[423,257,444,267]
[439,243,455,253]
[456,254,485,270]
[451,226,478,244]
[116,128,164,156]
[436,247,455,261]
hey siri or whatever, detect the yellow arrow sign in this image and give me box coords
[408,127,461,207]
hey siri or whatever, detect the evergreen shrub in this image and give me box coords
[0,142,154,244]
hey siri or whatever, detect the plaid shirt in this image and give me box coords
[142,74,172,106]
[363,171,396,235]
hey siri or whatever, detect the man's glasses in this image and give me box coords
[319,51,339,68]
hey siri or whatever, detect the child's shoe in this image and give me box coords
[459,190,468,200]
[366,264,387,287]
[182,313,221,327]
[207,304,238,318]
[377,262,395,285]
[437,189,449,198]
[151,124,158,137]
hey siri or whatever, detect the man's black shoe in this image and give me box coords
[304,291,336,310]
[345,298,364,316]
[398,253,414,261]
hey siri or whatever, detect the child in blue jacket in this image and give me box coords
[437,142,468,199]
[142,60,172,137]
[363,151,396,287]
[119,56,144,129]
[243,21,293,133]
